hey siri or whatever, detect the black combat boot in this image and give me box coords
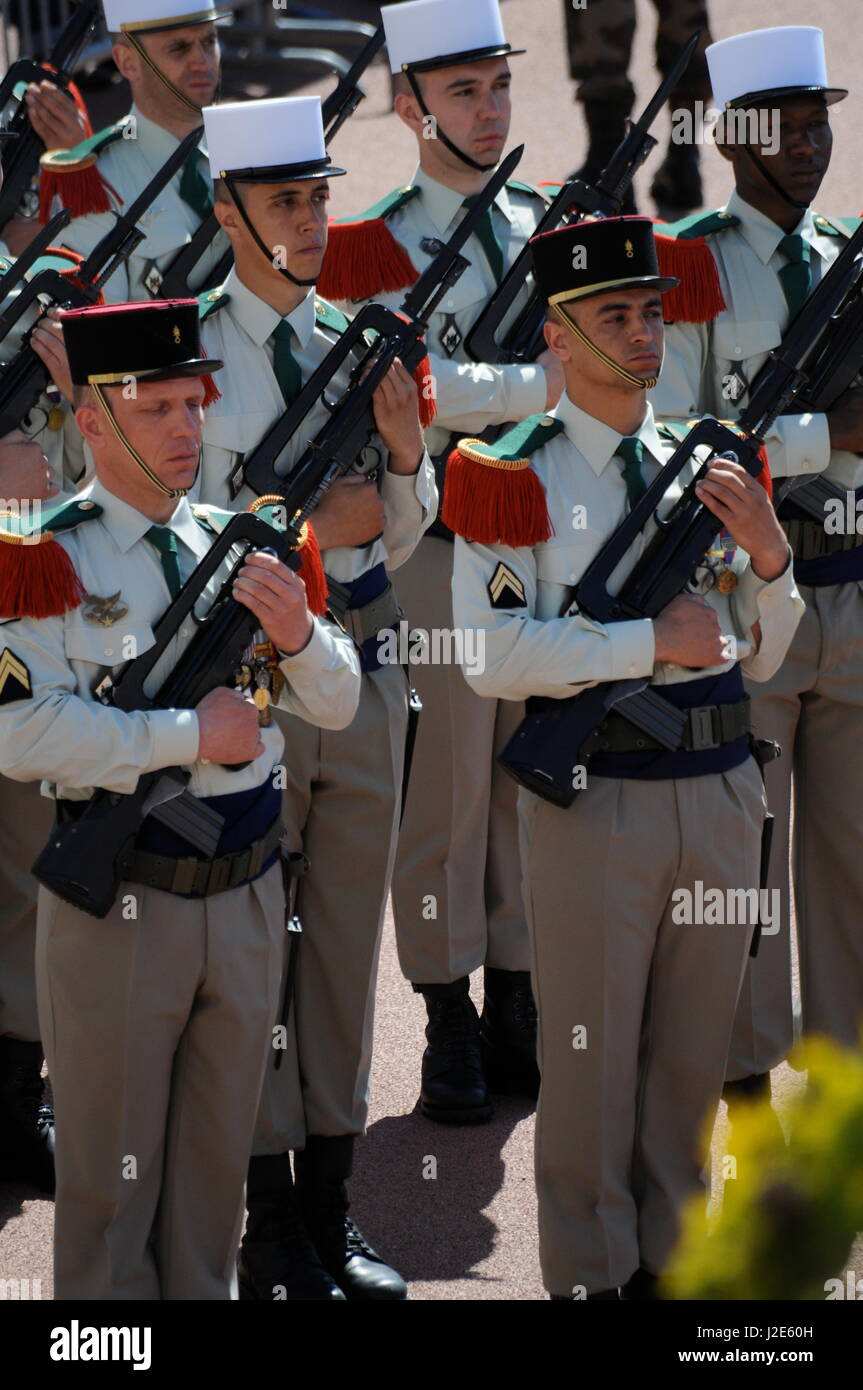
[0,1037,55,1193]
[723,1072,786,1145]
[650,99,703,218]
[479,968,540,1099]
[295,1136,407,1301]
[416,977,492,1123]
[239,1154,346,1301]
[569,99,637,214]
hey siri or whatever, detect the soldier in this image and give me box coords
[321,0,564,1125]
[651,26,863,1112]
[0,297,361,1298]
[0,129,94,1194]
[447,216,802,1298]
[563,0,713,216]
[196,93,436,1299]
[39,0,228,301]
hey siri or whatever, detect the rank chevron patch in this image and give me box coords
[0,648,32,704]
[488,562,526,610]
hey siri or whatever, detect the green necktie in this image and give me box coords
[145,525,182,599]
[462,195,505,284]
[777,233,812,320]
[272,320,302,406]
[615,436,647,509]
[178,147,213,221]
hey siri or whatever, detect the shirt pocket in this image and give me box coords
[534,538,603,620]
[712,319,782,373]
[65,621,155,685]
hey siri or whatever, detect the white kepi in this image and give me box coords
[706,26,847,110]
[382,0,524,73]
[102,0,225,32]
[202,95,345,181]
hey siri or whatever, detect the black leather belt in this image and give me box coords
[597,697,751,754]
[125,816,283,897]
[781,517,863,561]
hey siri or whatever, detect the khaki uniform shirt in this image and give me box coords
[651,190,860,488]
[452,395,803,702]
[334,166,550,457]
[0,479,361,800]
[52,107,229,304]
[196,270,437,583]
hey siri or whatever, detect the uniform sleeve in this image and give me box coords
[451,535,655,701]
[428,351,547,433]
[0,614,199,793]
[731,552,805,682]
[760,411,832,480]
[276,614,361,729]
[380,447,437,570]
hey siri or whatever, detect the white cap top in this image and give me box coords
[383,0,509,74]
[103,0,219,33]
[707,26,833,109]
[203,95,327,178]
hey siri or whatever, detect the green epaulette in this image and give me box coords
[657,209,741,240]
[506,179,547,200]
[39,118,128,174]
[197,286,231,321]
[0,496,103,542]
[332,184,420,227]
[812,214,863,238]
[441,414,561,547]
[0,257,11,275]
[190,503,235,535]
[314,296,349,334]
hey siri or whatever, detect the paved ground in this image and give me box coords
[2,0,862,1302]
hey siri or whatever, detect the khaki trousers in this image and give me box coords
[253,664,407,1154]
[521,761,763,1296]
[0,777,54,1041]
[731,581,863,1076]
[391,536,530,983]
[37,865,285,1300]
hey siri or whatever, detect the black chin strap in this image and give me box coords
[224,176,317,287]
[405,70,499,174]
[742,144,812,212]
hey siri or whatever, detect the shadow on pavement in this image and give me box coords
[350,1097,533,1286]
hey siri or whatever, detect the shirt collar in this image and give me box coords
[129,104,208,161]
[552,394,665,477]
[411,164,515,236]
[222,266,317,349]
[725,188,819,265]
[86,477,208,556]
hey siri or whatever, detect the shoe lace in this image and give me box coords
[432,999,481,1061]
[344,1218,377,1260]
[511,985,538,1033]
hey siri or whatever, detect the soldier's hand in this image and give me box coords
[695,459,789,582]
[0,430,58,502]
[25,81,87,151]
[31,311,74,404]
[826,384,863,452]
[232,550,313,655]
[653,592,727,667]
[312,474,386,549]
[372,357,425,474]
[537,348,565,410]
[196,687,265,764]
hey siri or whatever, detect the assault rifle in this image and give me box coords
[498,219,863,808]
[237,145,525,501]
[0,127,202,437]
[31,146,524,918]
[159,24,385,299]
[464,31,699,367]
[0,0,101,232]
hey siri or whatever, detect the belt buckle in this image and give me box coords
[689,706,719,751]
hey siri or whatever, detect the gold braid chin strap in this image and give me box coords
[551,302,659,391]
[93,383,192,499]
[125,30,204,116]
